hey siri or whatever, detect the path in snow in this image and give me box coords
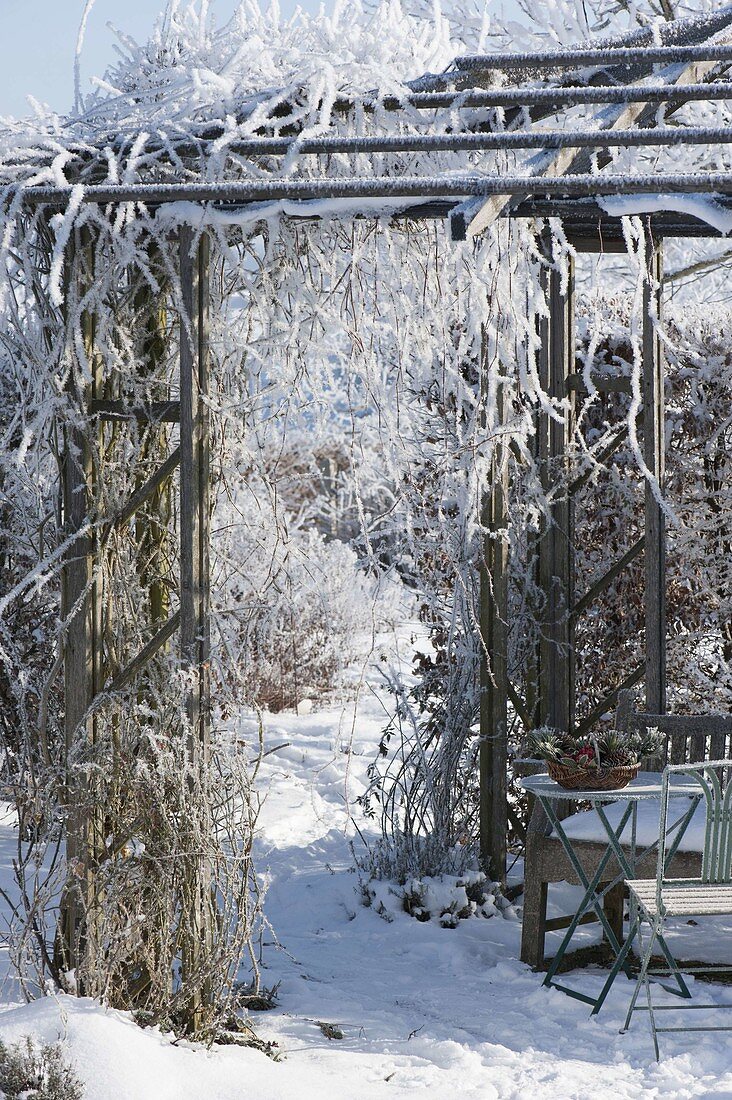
[0,633,732,1097]
[247,684,732,1100]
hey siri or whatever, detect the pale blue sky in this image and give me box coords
[0,0,525,119]
[0,0,310,117]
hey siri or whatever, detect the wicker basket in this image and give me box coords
[547,760,639,792]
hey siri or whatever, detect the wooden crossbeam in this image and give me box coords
[420,5,732,93]
[90,399,180,422]
[137,124,732,161]
[103,447,181,533]
[571,537,645,618]
[114,83,732,156]
[104,610,181,695]
[397,82,732,112]
[505,196,732,237]
[456,42,732,72]
[545,911,600,932]
[17,170,732,209]
[569,423,632,496]
[566,373,632,396]
[576,664,645,736]
[451,15,732,241]
[630,712,732,737]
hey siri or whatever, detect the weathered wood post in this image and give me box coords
[479,359,509,882]
[178,226,212,1026]
[518,234,576,963]
[537,232,575,735]
[60,228,104,983]
[642,228,666,714]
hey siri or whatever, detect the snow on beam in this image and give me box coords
[509,198,732,238]
[413,3,732,94]
[450,2,732,73]
[398,82,732,112]
[453,38,732,241]
[456,43,732,72]
[16,173,732,209]
[171,124,732,160]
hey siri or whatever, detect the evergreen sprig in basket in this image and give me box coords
[526,726,663,793]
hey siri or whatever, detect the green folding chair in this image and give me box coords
[622,760,732,1058]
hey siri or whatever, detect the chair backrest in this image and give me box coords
[615,690,732,772]
[658,761,732,887]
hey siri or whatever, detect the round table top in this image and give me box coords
[519,769,702,802]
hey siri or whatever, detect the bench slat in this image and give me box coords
[690,732,707,764]
[711,730,728,761]
[670,731,687,764]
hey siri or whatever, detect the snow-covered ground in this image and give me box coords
[1,630,732,1098]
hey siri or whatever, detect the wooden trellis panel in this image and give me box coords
[526,227,667,765]
[479,230,665,878]
[59,228,212,984]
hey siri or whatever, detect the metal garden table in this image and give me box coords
[520,770,702,1015]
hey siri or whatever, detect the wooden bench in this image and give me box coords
[520,691,732,969]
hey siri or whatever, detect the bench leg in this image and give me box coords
[603,882,625,948]
[520,875,548,969]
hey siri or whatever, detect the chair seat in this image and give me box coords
[551,796,706,852]
[627,878,732,917]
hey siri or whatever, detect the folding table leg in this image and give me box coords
[541,798,635,993]
[653,930,692,999]
[592,918,640,1016]
[603,882,625,947]
[622,920,660,1033]
[594,803,691,1000]
[646,954,661,1062]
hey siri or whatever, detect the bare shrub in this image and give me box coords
[217,515,391,712]
[57,694,263,1042]
[0,1037,83,1100]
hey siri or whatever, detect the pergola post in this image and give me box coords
[60,229,103,980]
[60,355,93,977]
[537,234,576,735]
[178,226,212,1022]
[179,226,211,750]
[643,229,666,714]
[479,371,509,882]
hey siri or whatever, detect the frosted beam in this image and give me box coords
[18,172,732,208]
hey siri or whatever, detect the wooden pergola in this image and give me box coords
[13,5,732,973]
